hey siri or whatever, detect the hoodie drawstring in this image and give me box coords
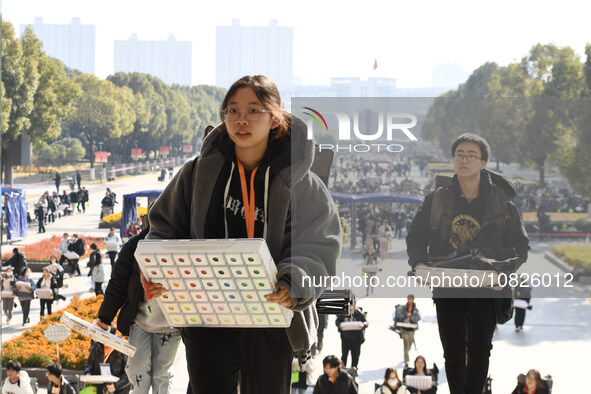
[223,162,235,238]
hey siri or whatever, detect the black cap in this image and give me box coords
[407,294,415,299]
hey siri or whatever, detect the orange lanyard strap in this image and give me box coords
[103,346,115,363]
[237,160,258,238]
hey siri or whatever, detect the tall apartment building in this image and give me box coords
[20,17,95,74]
[216,19,293,89]
[114,34,192,86]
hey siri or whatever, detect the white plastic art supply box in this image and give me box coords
[134,239,294,328]
[60,312,137,357]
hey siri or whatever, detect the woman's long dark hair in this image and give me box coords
[383,367,399,387]
[414,355,430,375]
[526,369,542,389]
[220,75,291,140]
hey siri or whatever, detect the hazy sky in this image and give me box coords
[2,0,590,88]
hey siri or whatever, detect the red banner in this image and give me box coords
[182,144,193,153]
[159,146,170,155]
[94,151,108,163]
[131,148,143,159]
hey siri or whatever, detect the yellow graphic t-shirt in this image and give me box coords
[449,214,481,250]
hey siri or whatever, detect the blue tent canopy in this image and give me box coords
[121,190,162,237]
[2,187,28,241]
[331,192,424,205]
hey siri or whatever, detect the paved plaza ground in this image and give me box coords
[2,164,591,393]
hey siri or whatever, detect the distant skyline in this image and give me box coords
[3,0,591,88]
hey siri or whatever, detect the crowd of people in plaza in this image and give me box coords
[1,75,564,394]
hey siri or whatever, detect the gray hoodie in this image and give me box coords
[147,116,342,362]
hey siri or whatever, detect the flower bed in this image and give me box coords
[1,235,106,262]
[101,206,148,224]
[1,295,115,370]
[553,245,591,273]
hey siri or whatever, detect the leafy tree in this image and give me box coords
[34,137,85,167]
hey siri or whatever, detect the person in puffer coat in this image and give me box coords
[146,75,342,394]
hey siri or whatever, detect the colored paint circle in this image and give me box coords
[145,258,151,262]
[258,282,264,287]
[184,270,191,275]
[218,270,225,275]
[196,258,202,262]
[213,257,219,262]
[212,295,219,299]
[229,295,236,299]
[234,306,240,311]
[246,295,253,299]
[224,282,230,287]
[218,306,224,311]
[163,294,169,299]
[231,258,237,262]
[236,270,243,275]
[167,270,174,275]
[168,306,174,310]
[269,306,275,311]
[253,270,260,275]
[151,270,157,275]
[196,294,202,299]
[274,318,280,322]
[161,258,167,263]
[179,295,185,299]
[207,282,213,287]
[173,283,179,287]
[241,282,247,287]
[201,306,207,311]
[185,306,190,310]
[201,270,207,274]
[206,318,212,322]
[190,318,197,322]
[174,318,180,322]
[248,257,254,262]
[224,318,229,322]
[179,258,185,262]
[252,306,258,311]
[190,283,197,288]
[256,318,263,322]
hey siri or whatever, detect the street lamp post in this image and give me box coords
[134,140,139,174]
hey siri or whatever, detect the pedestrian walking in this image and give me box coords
[2,268,17,324]
[513,276,532,332]
[76,170,82,189]
[336,302,368,369]
[16,268,35,326]
[313,355,358,394]
[393,295,421,365]
[36,268,58,318]
[53,172,61,194]
[36,203,46,233]
[104,227,123,267]
[90,244,104,295]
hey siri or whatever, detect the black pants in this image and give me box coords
[40,299,53,317]
[59,255,67,265]
[94,282,103,296]
[182,327,293,394]
[38,218,45,232]
[435,298,496,394]
[20,300,31,324]
[514,308,526,328]
[107,251,118,267]
[341,338,362,368]
[70,259,81,276]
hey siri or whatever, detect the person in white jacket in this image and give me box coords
[1,360,34,394]
[104,227,123,267]
[90,243,105,296]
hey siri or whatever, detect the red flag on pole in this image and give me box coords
[373,58,378,70]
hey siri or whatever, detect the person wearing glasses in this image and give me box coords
[145,75,342,394]
[406,133,529,394]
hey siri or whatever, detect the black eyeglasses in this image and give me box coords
[454,153,482,163]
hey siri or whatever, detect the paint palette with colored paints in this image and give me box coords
[135,239,294,328]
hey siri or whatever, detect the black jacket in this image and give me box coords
[511,383,549,394]
[407,170,529,267]
[313,370,358,394]
[98,229,147,336]
[4,252,27,277]
[336,309,368,343]
[47,376,76,394]
[84,341,130,394]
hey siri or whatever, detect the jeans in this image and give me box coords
[70,259,81,276]
[94,281,103,296]
[401,330,415,363]
[514,308,526,328]
[107,251,118,267]
[40,299,53,317]
[341,338,362,368]
[126,323,181,394]
[20,299,31,324]
[435,298,496,394]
